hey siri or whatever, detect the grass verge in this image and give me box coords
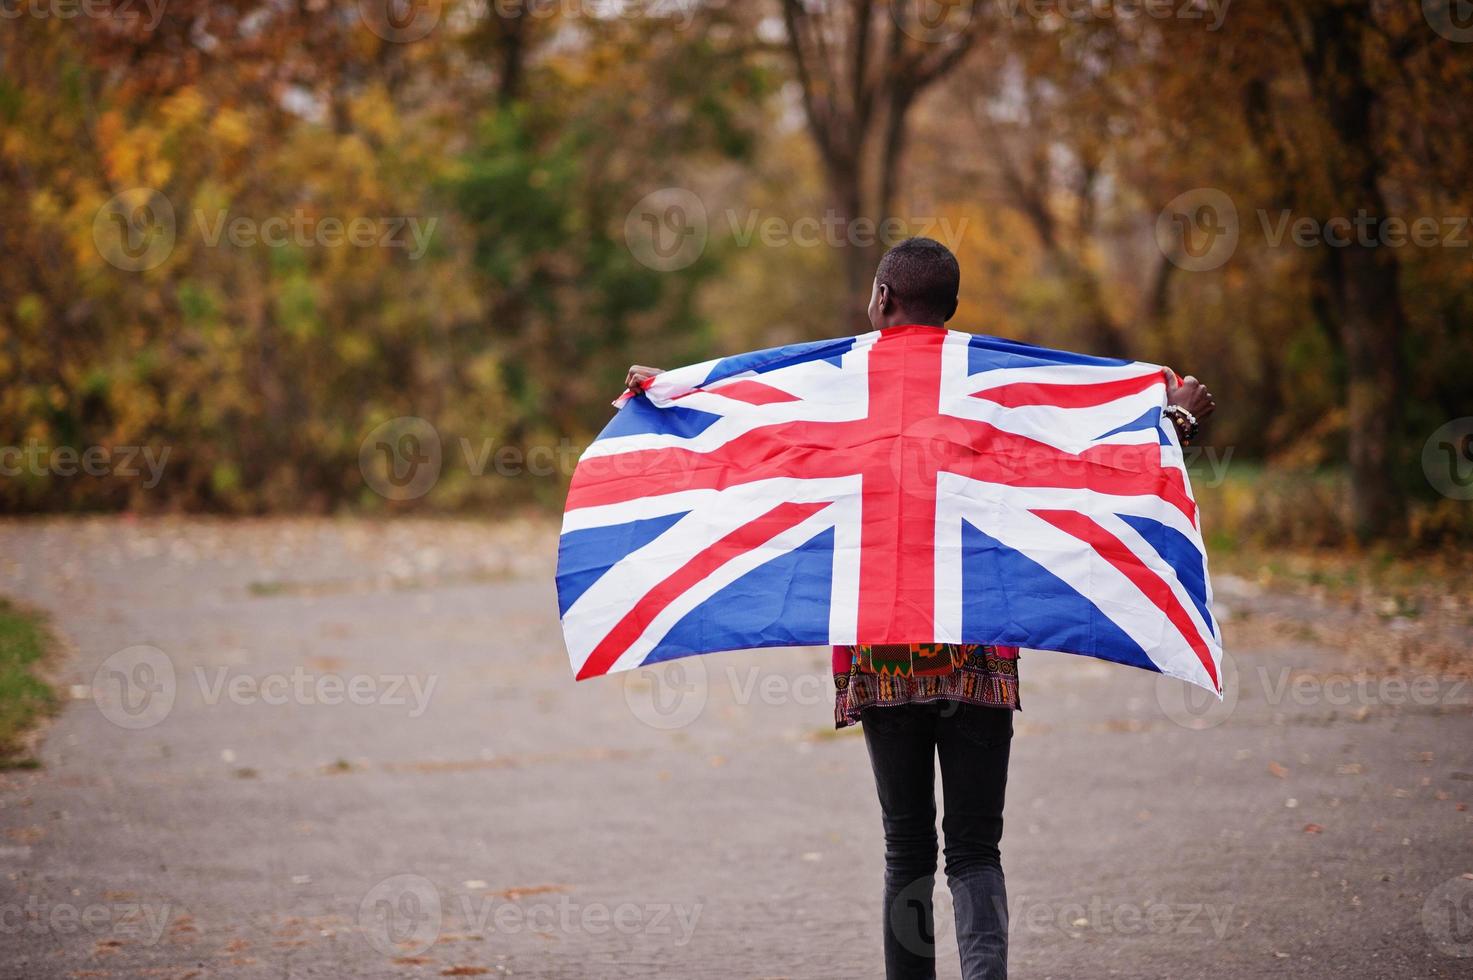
[0,598,59,769]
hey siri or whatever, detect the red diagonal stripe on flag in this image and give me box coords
[971,371,1162,409]
[675,379,800,406]
[574,500,830,680]
[1032,508,1220,692]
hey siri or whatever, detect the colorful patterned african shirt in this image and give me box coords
[832,643,1020,729]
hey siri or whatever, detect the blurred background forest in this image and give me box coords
[2,0,1471,550]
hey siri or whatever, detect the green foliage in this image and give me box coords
[0,600,58,768]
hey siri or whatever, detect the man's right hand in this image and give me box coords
[1165,368,1216,422]
[626,365,664,395]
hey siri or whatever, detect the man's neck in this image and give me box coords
[877,318,947,330]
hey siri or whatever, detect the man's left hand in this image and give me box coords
[625,365,664,395]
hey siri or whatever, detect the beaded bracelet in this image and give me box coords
[1164,405,1199,444]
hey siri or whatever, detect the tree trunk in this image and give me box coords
[1298,5,1407,540]
[496,11,527,105]
[1329,238,1406,540]
[780,0,985,336]
[828,161,875,333]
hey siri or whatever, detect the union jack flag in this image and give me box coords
[558,326,1222,695]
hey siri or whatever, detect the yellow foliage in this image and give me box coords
[209,109,254,153]
[144,157,174,190]
[951,204,1034,338]
[96,111,126,149]
[1,129,25,161]
[349,86,402,145]
[27,188,63,226]
[102,127,147,186]
[160,88,207,129]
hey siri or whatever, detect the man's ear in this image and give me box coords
[944,294,958,322]
[876,282,891,312]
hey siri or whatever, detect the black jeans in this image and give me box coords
[862,700,1013,980]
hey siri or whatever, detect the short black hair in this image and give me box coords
[874,237,959,323]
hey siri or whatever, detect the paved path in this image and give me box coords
[0,518,1469,979]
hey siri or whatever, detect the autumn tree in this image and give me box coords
[780,0,989,329]
[1174,0,1473,540]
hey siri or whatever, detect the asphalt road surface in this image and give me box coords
[0,518,1469,979]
